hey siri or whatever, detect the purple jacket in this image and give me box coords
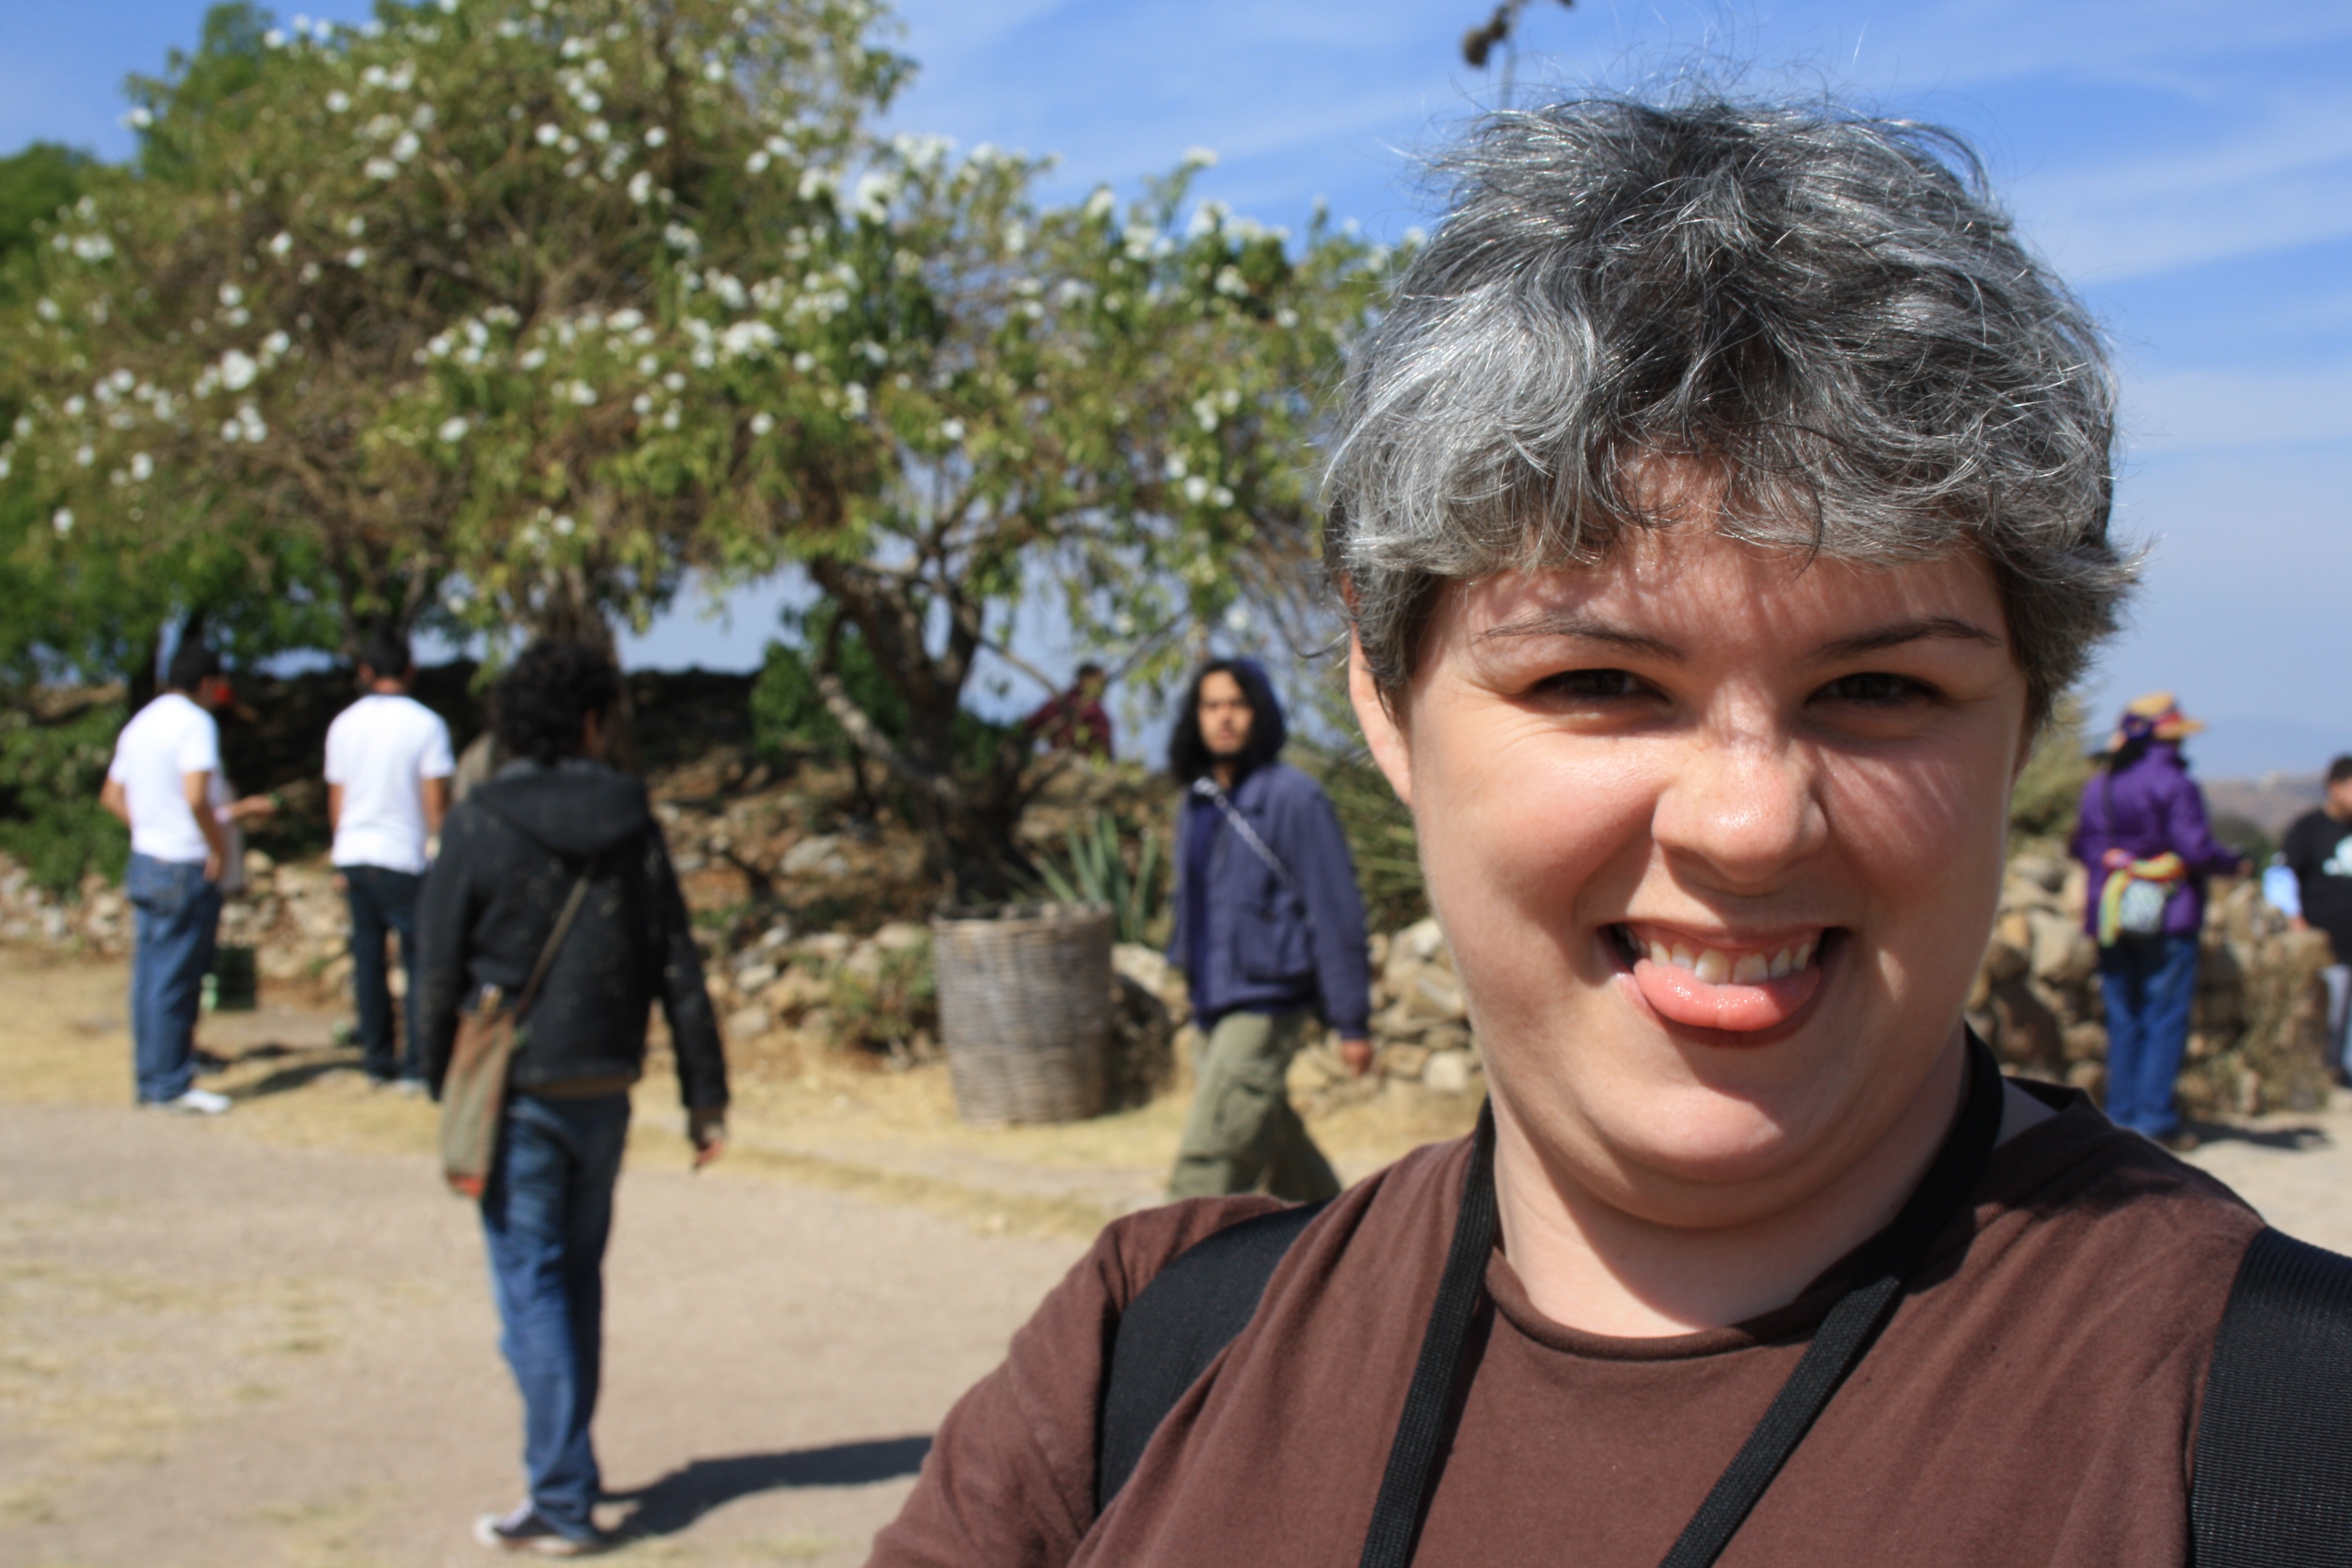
[2069,741,2243,937]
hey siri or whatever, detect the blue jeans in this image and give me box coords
[341,865,422,1082]
[2099,932,2201,1137]
[125,853,221,1103]
[480,1091,632,1540]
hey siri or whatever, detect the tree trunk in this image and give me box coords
[806,560,1038,903]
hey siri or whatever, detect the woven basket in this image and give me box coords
[931,903,1114,1126]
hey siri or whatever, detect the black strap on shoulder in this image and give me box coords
[2191,1226,2352,1567]
[1096,1199,1328,1512]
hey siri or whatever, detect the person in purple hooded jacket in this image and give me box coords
[2070,692,2249,1146]
[1165,658,1374,1200]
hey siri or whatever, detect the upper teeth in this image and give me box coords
[1644,936,1816,981]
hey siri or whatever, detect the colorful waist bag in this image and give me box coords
[2099,852,2186,944]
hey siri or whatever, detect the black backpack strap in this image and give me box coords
[1096,1200,1328,1512]
[2192,1227,2352,1566]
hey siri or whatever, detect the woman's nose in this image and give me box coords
[1649,725,1826,892]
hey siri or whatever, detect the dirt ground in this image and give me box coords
[8,946,2352,1568]
[0,946,1474,1568]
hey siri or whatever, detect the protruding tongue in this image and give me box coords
[1628,954,1823,1034]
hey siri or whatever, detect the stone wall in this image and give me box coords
[7,839,2331,1121]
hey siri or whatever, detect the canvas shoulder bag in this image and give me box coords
[439,861,597,1198]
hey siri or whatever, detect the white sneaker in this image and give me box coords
[156,1087,232,1116]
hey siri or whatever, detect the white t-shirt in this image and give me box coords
[324,693,456,874]
[108,693,221,864]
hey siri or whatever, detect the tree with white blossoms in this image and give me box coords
[1,0,904,649]
[2,0,1393,893]
[736,142,1392,892]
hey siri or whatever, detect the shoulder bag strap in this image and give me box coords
[1193,777,1316,934]
[513,859,597,1021]
[2190,1226,2352,1566]
[1096,1198,1330,1511]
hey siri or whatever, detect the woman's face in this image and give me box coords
[1353,515,2032,1228]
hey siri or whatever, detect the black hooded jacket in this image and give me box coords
[416,759,727,1108]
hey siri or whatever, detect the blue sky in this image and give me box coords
[7,0,2350,774]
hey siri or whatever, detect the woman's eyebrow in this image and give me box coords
[1477,610,1684,662]
[1812,616,2005,661]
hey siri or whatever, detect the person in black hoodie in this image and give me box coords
[417,640,727,1556]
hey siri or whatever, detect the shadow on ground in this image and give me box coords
[2184,1120,2333,1152]
[609,1436,933,1538]
[227,1051,370,1100]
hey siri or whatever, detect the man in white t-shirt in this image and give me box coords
[102,642,270,1113]
[324,632,455,1087]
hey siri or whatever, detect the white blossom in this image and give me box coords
[345,247,369,268]
[552,513,576,535]
[852,171,896,220]
[644,126,668,148]
[518,347,547,370]
[536,123,562,146]
[267,230,293,258]
[366,157,399,180]
[748,411,775,436]
[123,108,154,129]
[393,130,421,161]
[218,350,260,391]
[843,382,868,416]
[34,298,59,322]
[71,233,114,261]
[1182,474,1210,504]
[627,170,654,204]
[608,308,644,333]
[326,90,352,113]
[131,452,153,481]
[1084,188,1116,221]
[791,351,816,374]
[52,508,73,537]
[345,216,367,237]
[1181,146,1220,169]
[261,330,290,358]
[939,419,965,443]
[632,394,655,415]
[719,320,778,357]
[437,416,469,442]
[746,151,771,174]
[74,444,94,466]
[1192,395,1220,431]
[565,381,598,405]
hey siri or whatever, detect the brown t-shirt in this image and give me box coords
[869,1089,2262,1567]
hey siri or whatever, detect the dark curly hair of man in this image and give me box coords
[491,640,622,766]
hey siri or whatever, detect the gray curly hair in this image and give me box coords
[1324,94,2131,722]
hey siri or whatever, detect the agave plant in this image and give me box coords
[1035,810,1164,946]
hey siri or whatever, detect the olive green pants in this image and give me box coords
[1167,1009,1342,1202]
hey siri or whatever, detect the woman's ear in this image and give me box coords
[1349,632,1414,809]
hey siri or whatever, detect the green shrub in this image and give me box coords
[0,699,128,895]
[829,937,938,1056]
[2010,698,2096,858]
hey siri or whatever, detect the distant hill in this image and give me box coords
[2203,773,2326,837]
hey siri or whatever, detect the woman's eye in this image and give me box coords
[1816,671,1933,706]
[1536,668,1648,701]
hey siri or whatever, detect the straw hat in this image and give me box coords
[2110,691,2206,750]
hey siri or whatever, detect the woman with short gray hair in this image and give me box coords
[870,94,2325,1568]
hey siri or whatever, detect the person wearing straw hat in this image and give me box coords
[2069,693,2248,1148]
